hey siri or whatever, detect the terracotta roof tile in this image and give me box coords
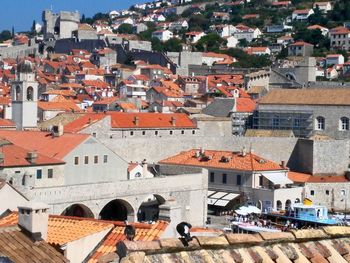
[64,113,107,133]
[38,101,81,112]
[109,112,196,129]
[259,89,350,106]
[0,130,89,160]
[159,149,284,171]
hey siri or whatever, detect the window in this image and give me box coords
[155,130,159,136]
[142,131,146,135]
[237,174,241,185]
[272,117,280,129]
[293,118,300,128]
[210,172,214,183]
[84,156,89,164]
[94,155,98,164]
[326,190,329,195]
[92,132,97,137]
[222,174,227,184]
[259,176,263,186]
[181,130,185,135]
[130,131,134,136]
[170,130,173,135]
[36,169,42,179]
[192,130,196,135]
[340,117,349,131]
[27,86,34,101]
[74,157,79,165]
[48,169,53,179]
[310,190,315,196]
[315,116,325,130]
[103,155,108,163]
[341,189,346,196]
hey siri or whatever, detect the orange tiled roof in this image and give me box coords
[87,221,168,263]
[109,112,196,129]
[159,149,284,172]
[0,213,113,245]
[0,141,64,167]
[236,97,256,112]
[82,80,109,89]
[43,90,76,97]
[0,130,89,160]
[118,102,138,111]
[288,171,349,183]
[0,118,15,127]
[64,113,107,133]
[330,26,350,34]
[290,41,313,47]
[38,101,81,112]
[93,97,118,105]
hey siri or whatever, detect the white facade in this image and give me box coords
[152,30,173,42]
[326,54,345,66]
[292,9,314,21]
[225,35,239,48]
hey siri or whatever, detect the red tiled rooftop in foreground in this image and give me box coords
[159,149,284,171]
[0,212,168,260]
[88,220,168,263]
[64,113,107,133]
[288,172,349,183]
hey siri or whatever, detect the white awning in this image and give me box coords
[262,173,293,185]
[207,191,240,207]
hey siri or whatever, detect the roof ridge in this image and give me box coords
[119,226,350,259]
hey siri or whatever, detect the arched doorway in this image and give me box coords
[61,204,94,218]
[285,199,292,211]
[276,200,282,211]
[295,198,301,203]
[99,199,134,221]
[137,194,166,222]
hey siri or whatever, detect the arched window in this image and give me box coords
[315,116,325,130]
[27,86,34,101]
[339,117,349,131]
[276,200,282,211]
[15,85,21,101]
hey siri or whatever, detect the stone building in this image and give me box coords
[0,128,207,226]
[42,10,80,39]
[254,88,350,139]
[159,148,304,213]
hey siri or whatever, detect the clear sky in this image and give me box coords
[0,0,144,32]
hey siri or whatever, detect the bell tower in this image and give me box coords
[11,60,38,130]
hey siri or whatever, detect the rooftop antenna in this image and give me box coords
[50,4,53,11]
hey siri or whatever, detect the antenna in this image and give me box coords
[50,5,53,11]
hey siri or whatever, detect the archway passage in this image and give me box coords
[137,194,166,222]
[99,199,134,221]
[61,204,94,218]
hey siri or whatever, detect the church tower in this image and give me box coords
[11,60,38,130]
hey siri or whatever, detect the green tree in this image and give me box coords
[116,23,134,34]
[0,30,12,42]
[31,20,36,35]
[163,38,183,52]
[151,37,164,52]
[188,14,210,31]
[195,33,226,52]
[238,39,249,48]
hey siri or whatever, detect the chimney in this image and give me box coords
[134,116,139,126]
[281,161,286,168]
[171,116,176,126]
[26,151,38,164]
[142,159,148,178]
[18,202,49,241]
[241,147,246,157]
[52,123,64,137]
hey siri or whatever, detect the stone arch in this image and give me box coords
[15,85,21,101]
[137,194,166,222]
[285,199,292,210]
[46,46,54,54]
[61,204,94,218]
[99,199,135,221]
[27,86,34,101]
[295,198,301,203]
[276,200,282,211]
